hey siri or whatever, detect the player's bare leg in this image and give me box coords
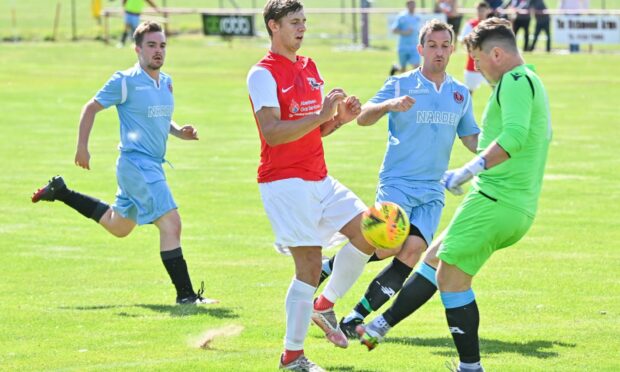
[98,208,136,237]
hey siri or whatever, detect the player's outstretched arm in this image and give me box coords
[442,141,510,195]
[75,99,104,170]
[460,133,479,154]
[477,141,510,168]
[357,95,415,126]
[170,121,199,140]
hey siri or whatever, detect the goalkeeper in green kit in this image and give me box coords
[437,18,551,372]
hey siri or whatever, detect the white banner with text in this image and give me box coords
[554,15,620,44]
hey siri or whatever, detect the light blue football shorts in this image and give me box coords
[113,152,177,225]
[376,183,444,246]
[124,13,141,33]
[398,47,421,69]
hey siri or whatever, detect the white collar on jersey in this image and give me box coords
[417,67,452,94]
[135,63,163,89]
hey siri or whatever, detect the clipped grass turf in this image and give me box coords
[1,32,619,371]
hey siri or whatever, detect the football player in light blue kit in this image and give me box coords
[32,22,217,305]
[337,19,480,340]
[392,0,422,74]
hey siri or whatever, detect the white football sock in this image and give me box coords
[368,314,391,337]
[284,278,315,350]
[322,242,372,303]
[459,361,484,371]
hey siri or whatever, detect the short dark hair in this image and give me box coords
[263,0,304,37]
[477,1,490,10]
[419,19,454,45]
[134,21,164,46]
[464,17,517,53]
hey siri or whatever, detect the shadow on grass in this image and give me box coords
[385,336,576,359]
[326,366,377,372]
[59,304,238,319]
[136,304,238,318]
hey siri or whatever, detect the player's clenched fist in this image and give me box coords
[319,88,346,121]
[179,125,199,140]
[335,95,362,124]
[386,95,415,112]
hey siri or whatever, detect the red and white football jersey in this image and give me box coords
[248,51,326,183]
[464,18,481,72]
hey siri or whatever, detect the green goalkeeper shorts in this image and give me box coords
[438,191,534,276]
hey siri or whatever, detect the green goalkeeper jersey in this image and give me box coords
[124,0,146,14]
[473,64,551,217]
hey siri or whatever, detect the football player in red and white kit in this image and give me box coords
[246,1,376,370]
[459,2,491,94]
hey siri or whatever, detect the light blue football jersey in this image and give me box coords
[95,63,174,160]
[392,11,421,50]
[370,69,479,191]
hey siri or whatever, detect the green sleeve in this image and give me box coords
[495,73,534,155]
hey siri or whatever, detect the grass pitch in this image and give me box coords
[1,33,619,371]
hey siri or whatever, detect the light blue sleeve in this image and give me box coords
[94,72,124,108]
[369,77,397,105]
[456,91,480,137]
[391,15,403,31]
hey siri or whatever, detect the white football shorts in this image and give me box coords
[464,70,488,91]
[259,176,367,249]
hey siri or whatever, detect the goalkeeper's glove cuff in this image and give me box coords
[464,155,486,177]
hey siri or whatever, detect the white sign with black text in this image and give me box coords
[554,15,620,44]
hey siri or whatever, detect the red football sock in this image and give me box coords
[313,295,334,311]
[282,349,304,365]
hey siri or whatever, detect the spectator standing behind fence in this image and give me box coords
[435,0,463,44]
[560,0,589,53]
[504,0,531,52]
[528,0,551,52]
[118,0,161,47]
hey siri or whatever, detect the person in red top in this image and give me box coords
[459,2,491,94]
[246,1,376,370]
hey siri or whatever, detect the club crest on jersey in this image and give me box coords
[289,99,300,115]
[168,83,173,93]
[453,91,464,104]
[307,77,322,91]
